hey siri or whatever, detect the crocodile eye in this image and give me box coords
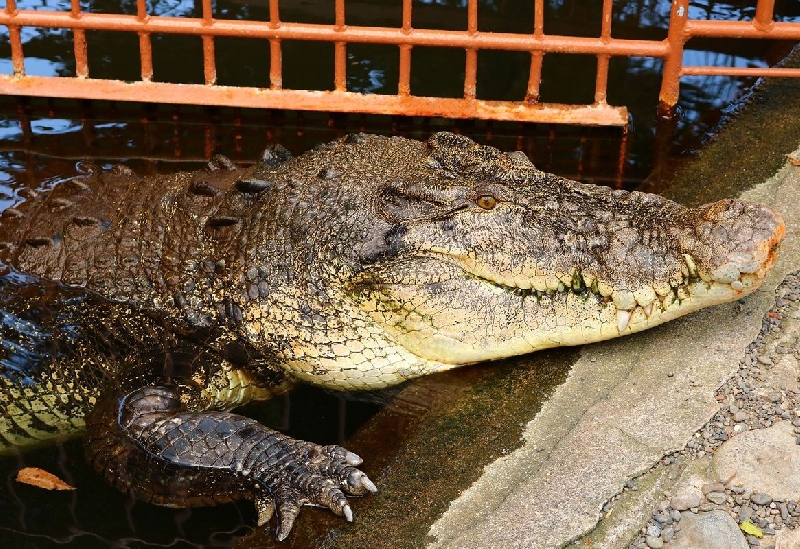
[476,195,497,210]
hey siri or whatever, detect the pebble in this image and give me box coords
[666,510,749,549]
[734,411,750,422]
[645,535,663,548]
[706,491,727,505]
[703,482,726,494]
[645,524,661,538]
[671,493,702,511]
[752,493,773,506]
[654,512,672,525]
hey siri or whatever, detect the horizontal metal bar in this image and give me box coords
[0,10,670,57]
[686,18,800,39]
[0,75,629,125]
[681,66,800,77]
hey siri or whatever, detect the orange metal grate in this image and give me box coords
[1,0,800,127]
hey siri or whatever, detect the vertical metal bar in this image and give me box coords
[7,0,25,77]
[402,0,412,32]
[202,0,216,85]
[269,40,283,90]
[335,0,345,28]
[658,0,689,113]
[398,45,411,96]
[595,55,609,104]
[71,0,89,78]
[335,42,347,91]
[463,0,478,99]
[467,0,478,34]
[399,0,413,96]
[601,0,612,39]
[269,0,280,28]
[9,26,25,76]
[73,30,89,78]
[203,36,216,85]
[527,0,546,103]
[269,0,282,90]
[754,0,775,32]
[334,0,346,91]
[533,0,544,36]
[594,0,613,104]
[137,0,153,81]
[464,49,477,99]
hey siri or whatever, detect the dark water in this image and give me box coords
[1,1,799,547]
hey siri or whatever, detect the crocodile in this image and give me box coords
[0,132,785,540]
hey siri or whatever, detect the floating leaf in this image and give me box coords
[739,519,763,538]
[786,154,800,167]
[16,467,75,491]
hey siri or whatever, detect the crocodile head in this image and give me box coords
[342,133,785,365]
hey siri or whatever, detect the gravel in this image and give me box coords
[626,271,800,549]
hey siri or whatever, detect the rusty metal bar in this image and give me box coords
[682,66,800,77]
[526,0,546,103]
[463,0,478,99]
[398,44,411,96]
[3,0,800,128]
[334,0,346,91]
[594,0,614,104]
[269,39,282,90]
[464,49,477,99]
[7,9,25,77]
[69,0,89,78]
[201,0,216,85]
[754,0,776,32]
[0,76,629,125]
[659,0,689,112]
[0,11,670,57]
[595,55,610,104]
[399,0,412,97]
[685,18,800,39]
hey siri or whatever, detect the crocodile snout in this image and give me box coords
[692,199,785,289]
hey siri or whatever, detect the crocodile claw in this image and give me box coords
[256,443,377,540]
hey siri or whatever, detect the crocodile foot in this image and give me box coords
[253,442,378,540]
[85,385,377,541]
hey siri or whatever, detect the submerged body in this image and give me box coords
[0,133,784,539]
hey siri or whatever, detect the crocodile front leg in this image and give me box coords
[85,384,377,541]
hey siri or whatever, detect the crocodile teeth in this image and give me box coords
[617,309,631,332]
[731,280,744,291]
[643,302,653,317]
[683,254,698,278]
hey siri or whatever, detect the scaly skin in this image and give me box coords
[0,133,785,539]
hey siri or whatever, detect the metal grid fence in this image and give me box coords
[1,0,800,127]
